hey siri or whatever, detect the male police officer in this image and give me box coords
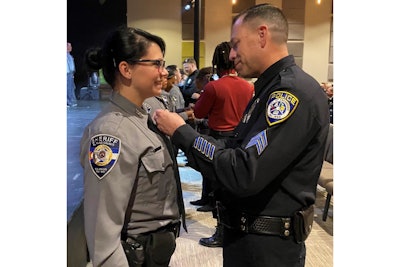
[154,4,329,267]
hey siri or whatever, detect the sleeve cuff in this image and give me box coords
[171,124,199,150]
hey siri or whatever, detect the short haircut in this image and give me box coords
[182,58,197,65]
[233,4,288,44]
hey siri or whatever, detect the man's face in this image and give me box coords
[67,42,72,52]
[183,63,194,75]
[326,86,333,98]
[229,16,259,78]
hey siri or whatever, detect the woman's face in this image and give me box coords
[130,42,168,100]
[174,68,182,85]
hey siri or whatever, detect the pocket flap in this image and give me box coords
[141,148,172,173]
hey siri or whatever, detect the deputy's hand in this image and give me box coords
[191,92,201,100]
[154,109,186,136]
[185,109,194,120]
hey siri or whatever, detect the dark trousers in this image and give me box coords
[206,129,235,217]
[223,228,306,267]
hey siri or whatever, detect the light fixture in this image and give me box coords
[232,0,237,4]
[184,0,195,11]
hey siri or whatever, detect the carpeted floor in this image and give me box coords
[168,175,333,267]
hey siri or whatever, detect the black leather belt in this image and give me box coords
[127,221,181,245]
[239,213,292,238]
[209,129,235,138]
[217,203,292,238]
[163,221,181,238]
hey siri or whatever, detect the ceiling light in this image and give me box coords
[184,0,195,11]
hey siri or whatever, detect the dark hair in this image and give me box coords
[233,4,288,43]
[166,65,178,79]
[84,47,102,72]
[196,66,213,81]
[84,26,166,87]
[212,41,234,73]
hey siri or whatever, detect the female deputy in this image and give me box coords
[80,26,185,267]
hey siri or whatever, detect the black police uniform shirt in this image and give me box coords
[170,55,330,218]
[80,92,182,267]
[328,97,333,123]
[181,69,199,107]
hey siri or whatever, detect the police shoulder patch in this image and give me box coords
[266,90,299,126]
[89,134,121,180]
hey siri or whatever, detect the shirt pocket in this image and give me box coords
[138,147,174,201]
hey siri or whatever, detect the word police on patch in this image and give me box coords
[89,134,121,179]
[266,91,299,126]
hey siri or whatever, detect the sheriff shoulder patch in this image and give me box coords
[245,130,268,156]
[89,134,121,180]
[266,91,299,126]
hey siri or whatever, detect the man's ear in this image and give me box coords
[119,61,132,79]
[258,25,268,48]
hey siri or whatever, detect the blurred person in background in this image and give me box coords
[67,42,77,107]
[181,58,199,108]
[193,41,254,247]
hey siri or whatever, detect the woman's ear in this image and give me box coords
[118,61,132,79]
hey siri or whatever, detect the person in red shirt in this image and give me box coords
[193,41,254,247]
[195,41,254,137]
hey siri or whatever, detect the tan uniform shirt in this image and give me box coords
[80,92,180,267]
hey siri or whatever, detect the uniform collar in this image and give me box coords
[253,55,295,97]
[110,92,147,118]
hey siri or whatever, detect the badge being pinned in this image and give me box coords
[266,91,299,126]
[89,134,121,179]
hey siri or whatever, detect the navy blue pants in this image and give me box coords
[223,228,306,267]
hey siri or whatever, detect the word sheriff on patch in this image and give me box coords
[91,135,119,147]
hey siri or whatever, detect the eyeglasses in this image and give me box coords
[130,59,166,71]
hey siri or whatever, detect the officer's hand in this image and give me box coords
[154,109,186,136]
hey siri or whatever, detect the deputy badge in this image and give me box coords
[266,91,299,126]
[245,130,268,156]
[143,102,152,114]
[89,134,121,179]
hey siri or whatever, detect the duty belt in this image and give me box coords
[127,221,181,245]
[209,129,235,138]
[217,203,292,238]
[238,213,292,238]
